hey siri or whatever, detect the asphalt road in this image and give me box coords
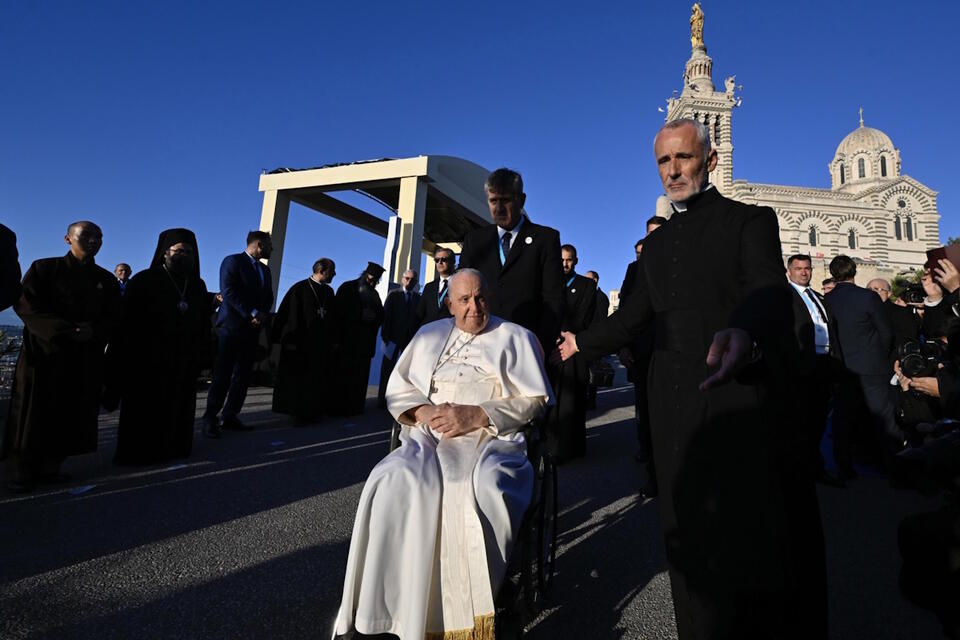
[0,378,946,639]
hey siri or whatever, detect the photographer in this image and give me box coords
[868,278,921,364]
[892,318,960,639]
[921,260,960,341]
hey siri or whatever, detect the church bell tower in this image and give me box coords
[664,3,739,196]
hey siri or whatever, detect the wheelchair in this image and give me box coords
[388,419,558,639]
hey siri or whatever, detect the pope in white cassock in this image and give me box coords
[333,269,554,640]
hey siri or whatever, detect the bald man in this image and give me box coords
[867,277,919,364]
[2,222,121,492]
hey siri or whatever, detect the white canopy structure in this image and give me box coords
[257,155,492,303]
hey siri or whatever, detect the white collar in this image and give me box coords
[670,183,714,213]
[497,215,525,239]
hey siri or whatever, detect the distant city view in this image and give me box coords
[0,325,23,400]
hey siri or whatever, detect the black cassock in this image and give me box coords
[577,187,827,640]
[2,253,121,475]
[114,265,210,465]
[271,278,336,419]
[549,272,596,460]
[333,278,383,416]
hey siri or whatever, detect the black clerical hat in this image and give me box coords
[364,262,385,278]
[150,228,201,278]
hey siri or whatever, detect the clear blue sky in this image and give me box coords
[2,0,956,325]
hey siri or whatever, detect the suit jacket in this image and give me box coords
[790,284,836,376]
[458,217,564,350]
[619,260,640,303]
[883,300,920,364]
[593,288,610,325]
[0,223,21,313]
[382,288,421,351]
[414,278,452,328]
[823,281,893,376]
[562,273,597,333]
[216,252,274,334]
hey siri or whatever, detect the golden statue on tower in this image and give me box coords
[690,3,705,49]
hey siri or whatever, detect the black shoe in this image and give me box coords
[202,415,222,439]
[222,416,253,431]
[816,470,847,488]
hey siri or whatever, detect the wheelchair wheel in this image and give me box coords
[536,452,558,597]
[522,449,558,614]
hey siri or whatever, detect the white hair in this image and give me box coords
[448,268,487,291]
[654,118,712,156]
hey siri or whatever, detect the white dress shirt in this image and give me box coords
[790,280,830,354]
[496,215,526,251]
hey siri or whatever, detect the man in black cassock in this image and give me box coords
[558,119,827,639]
[583,270,609,411]
[271,257,337,421]
[113,229,210,465]
[377,269,420,408]
[333,262,385,416]
[0,223,21,312]
[2,221,121,492]
[547,244,595,461]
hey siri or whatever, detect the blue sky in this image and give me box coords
[1,0,956,324]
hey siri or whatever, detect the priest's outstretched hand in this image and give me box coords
[554,331,578,364]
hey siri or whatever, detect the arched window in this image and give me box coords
[808,227,817,247]
[858,158,866,178]
[905,217,913,241]
[839,163,845,184]
[881,156,888,177]
[894,216,902,240]
[847,229,857,249]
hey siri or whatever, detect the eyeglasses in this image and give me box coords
[435,257,453,263]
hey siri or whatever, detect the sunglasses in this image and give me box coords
[435,257,454,263]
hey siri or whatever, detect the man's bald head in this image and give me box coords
[65,221,103,262]
[866,278,892,302]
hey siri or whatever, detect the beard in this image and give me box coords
[165,254,193,275]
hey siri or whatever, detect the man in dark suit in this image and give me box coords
[377,269,420,408]
[824,255,899,475]
[557,118,826,639]
[549,244,596,460]
[457,168,564,353]
[866,278,920,364]
[0,223,21,312]
[786,253,844,487]
[204,230,274,437]
[414,248,455,329]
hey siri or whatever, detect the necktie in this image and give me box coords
[805,288,827,323]
[438,279,447,308]
[500,231,512,265]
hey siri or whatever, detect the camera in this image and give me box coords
[898,340,946,378]
[901,284,926,305]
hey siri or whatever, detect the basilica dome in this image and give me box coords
[829,113,900,191]
[834,124,895,160]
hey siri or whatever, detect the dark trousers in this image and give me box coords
[206,328,258,420]
[797,355,833,478]
[834,370,899,473]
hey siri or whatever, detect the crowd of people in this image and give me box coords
[2,114,958,639]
